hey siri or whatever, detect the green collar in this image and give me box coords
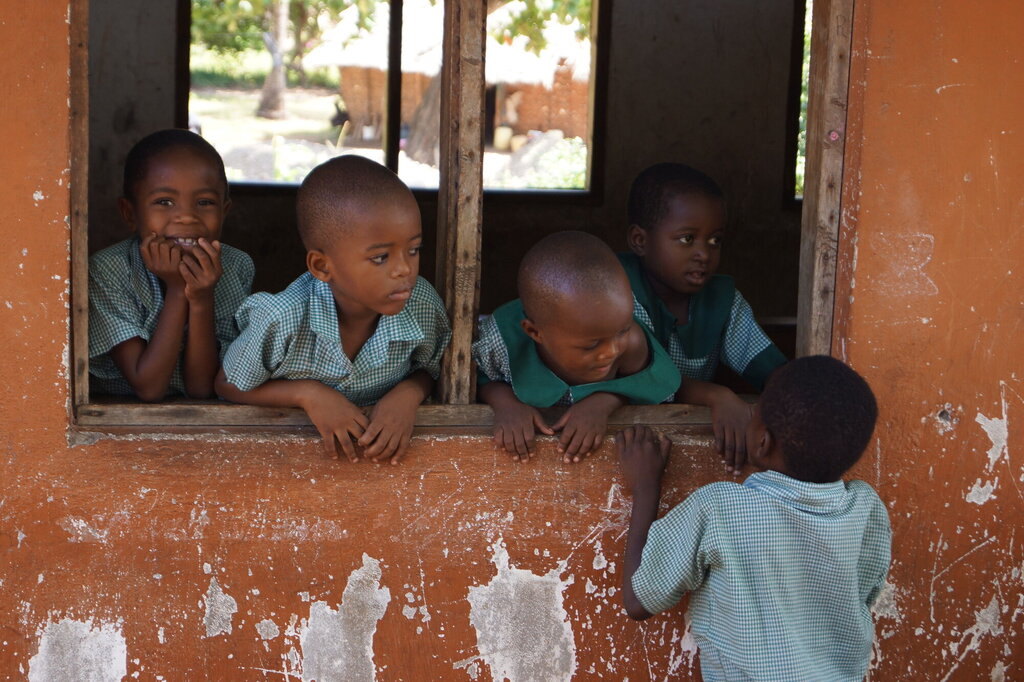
[491,299,681,407]
[617,252,735,358]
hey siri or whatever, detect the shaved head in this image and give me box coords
[518,231,631,323]
[297,155,416,250]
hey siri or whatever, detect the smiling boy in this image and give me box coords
[216,155,450,464]
[89,129,254,401]
[473,231,680,462]
[620,163,787,473]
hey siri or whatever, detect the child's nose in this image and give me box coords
[597,338,620,360]
[392,254,412,277]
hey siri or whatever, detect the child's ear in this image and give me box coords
[520,318,544,345]
[306,249,332,282]
[627,224,647,256]
[118,197,137,231]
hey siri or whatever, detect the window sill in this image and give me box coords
[75,399,716,431]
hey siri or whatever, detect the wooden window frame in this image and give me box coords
[69,0,849,434]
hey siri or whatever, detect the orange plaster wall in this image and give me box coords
[835,1,1023,679]
[0,6,720,680]
[3,2,1022,681]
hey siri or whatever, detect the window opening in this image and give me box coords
[188,0,600,191]
[794,0,812,198]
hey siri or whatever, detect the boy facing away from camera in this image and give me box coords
[617,356,891,682]
[216,156,450,464]
[620,163,787,474]
[473,231,680,463]
[89,129,254,401]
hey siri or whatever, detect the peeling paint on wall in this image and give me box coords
[299,553,391,682]
[28,619,126,682]
[463,539,576,682]
[203,577,237,638]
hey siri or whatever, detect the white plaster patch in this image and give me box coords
[256,619,280,640]
[300,553,390,682]
[869,232,938,296]
[463,539,576,682]
[203,577,237,638]
[976,411,1008,470]
[57,517,109,543]
[940,595,1005,682]
[33,190,46,203]
[991,660,1007,682]
[871,580,902,623]
[28,619,127,682]
[966,478,997,505]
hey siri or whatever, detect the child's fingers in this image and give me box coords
[318,428,339,460]
[712,420,725,455]
[335,431,359,462]
[721,430,737,471]
[571,434,598,463]
[369,433,398,462]
[533,412,555,436]
[357,420,383,448]
[659,433,672,460]
[389,434,411,465]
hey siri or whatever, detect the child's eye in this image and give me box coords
[677,234,694,245]
[708,235,723,247]
[197,198,217,207]
[581,341,601,351]
[154,198,173,207]
[409,245,422,257]
[369,254,388,265]
[617,326,631,336]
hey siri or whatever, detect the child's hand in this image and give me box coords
[616,425,670,493]
[179,238,223,303]
[710,390,753,475]
[300,384,370,462]
[139,234,184,288]
[492,400,555,462]
[551,392,622,463]
[359,383,422,465]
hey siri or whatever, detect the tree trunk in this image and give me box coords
[257,0,289,119]
[404,73,442,167]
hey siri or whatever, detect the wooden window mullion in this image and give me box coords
[435,0,485,404]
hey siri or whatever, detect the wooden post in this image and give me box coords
[796,0,855,357]
[435,0,485,404]
[71,0,90,411]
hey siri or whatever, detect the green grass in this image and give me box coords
[190,45,340,90]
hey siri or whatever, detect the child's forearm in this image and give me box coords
[182,298,218,398]
[623,483,660,621]
[676,378,733,407]
[478,381,522,413]
[215,370,327,411]
[112,288,189,402]
[386,369,434,406]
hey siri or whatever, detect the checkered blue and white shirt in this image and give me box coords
[632,470,891,682]
[88,238,254,396]
[222,273,450,406]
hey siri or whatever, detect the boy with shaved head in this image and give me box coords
[473,231,680,462]
[217,156,450,464]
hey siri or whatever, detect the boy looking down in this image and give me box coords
[473,231,680,463]
[216,156,450,464]
[618,356,891,682]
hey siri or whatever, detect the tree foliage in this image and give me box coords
[488,0,592,52]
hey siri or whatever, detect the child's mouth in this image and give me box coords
[388,288,412,302]
[171,237,199,249]
[684,271,707,286]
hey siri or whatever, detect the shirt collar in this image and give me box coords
[743,470,850,515]
[618,252,734,358]
[308,276,426,363]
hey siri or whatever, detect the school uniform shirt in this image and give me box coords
[88,237,254,396]
[618,252,786,391]
[632,470,892,682]
[472,298,681,407]
[221,273,451,406]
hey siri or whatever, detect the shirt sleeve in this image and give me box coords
[720,290,787,391]
[472,315,511,385]
[854,483,893,608]
[631,486,719,615]
[88,256,148,358]
[221,293,290,392]
[409,280,452,380]
[214,248,256,361]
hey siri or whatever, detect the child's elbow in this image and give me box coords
[623,594,654,621]
[134,386,168,403]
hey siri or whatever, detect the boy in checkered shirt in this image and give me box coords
[619,163,787,474]
[89,129,254,401]
[617,356,891,682]
[216,156,450,464]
